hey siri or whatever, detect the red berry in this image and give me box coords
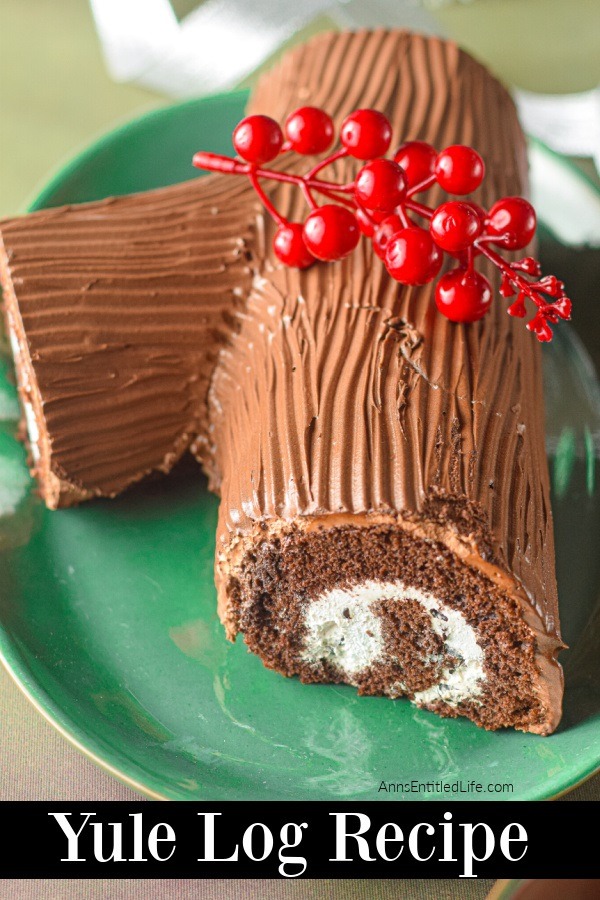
[435,145,485,195]
[284,106,334,155]
[486,197,536,250]
[430,201,484,253]
[233,115,283,164]
[354,159,407,213]
[273,223,315,269]
[468,202,488,228]
[340,109,392,160]
[385,227,443,286]
[393,141,437,189]
[355,207,376,237]
[303,204,360,262]
[435,267,492,323]
[355,208,387,237]
[372,215,404,260]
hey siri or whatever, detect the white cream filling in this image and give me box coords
[301,579,485,708]
[301,584,384,675]
[22,399,41,464]
[8,322,40,463]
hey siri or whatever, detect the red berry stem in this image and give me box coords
[406,172,437,198]
[476,242,557,315]
[475,242,571,341]
[193,151,249,174]
[306,146,348,180]
[307,176,353,193]
[247,169,286,226]
[193,152,350,196]
[193,108,572,342]
[396,206,410,229]
[466,246,475,274]
[299,179,318,211]
[405,199,434,220]
[313,187,357,209]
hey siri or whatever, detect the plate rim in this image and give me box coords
[529,135,600,200]
[0,653,168,800]
[2,90,600,802]
[3,618,600,801]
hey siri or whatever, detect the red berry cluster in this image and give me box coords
[193,107,572,341]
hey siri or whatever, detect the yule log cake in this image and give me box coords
[0,30,565,733]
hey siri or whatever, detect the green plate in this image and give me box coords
[1,92,600,801]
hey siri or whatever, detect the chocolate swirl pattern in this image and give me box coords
[0,31,563,733]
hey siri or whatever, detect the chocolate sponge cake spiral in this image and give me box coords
[0,31,563,733]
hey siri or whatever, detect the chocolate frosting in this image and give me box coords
[1,154,260,506]
[210,33,557,625]
[0,30,562,725]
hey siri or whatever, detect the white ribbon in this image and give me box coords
[88,0,437,96]
[516,88,600,173]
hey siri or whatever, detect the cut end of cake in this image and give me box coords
[220,517,563,735]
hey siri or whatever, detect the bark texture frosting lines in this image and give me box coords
[209,31,556,630]
[0,171,259,506]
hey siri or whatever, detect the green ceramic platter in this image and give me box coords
[1,92,600,801]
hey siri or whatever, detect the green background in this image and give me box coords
[1,0,162,217]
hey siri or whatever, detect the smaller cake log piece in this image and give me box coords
[0,176,259,508]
